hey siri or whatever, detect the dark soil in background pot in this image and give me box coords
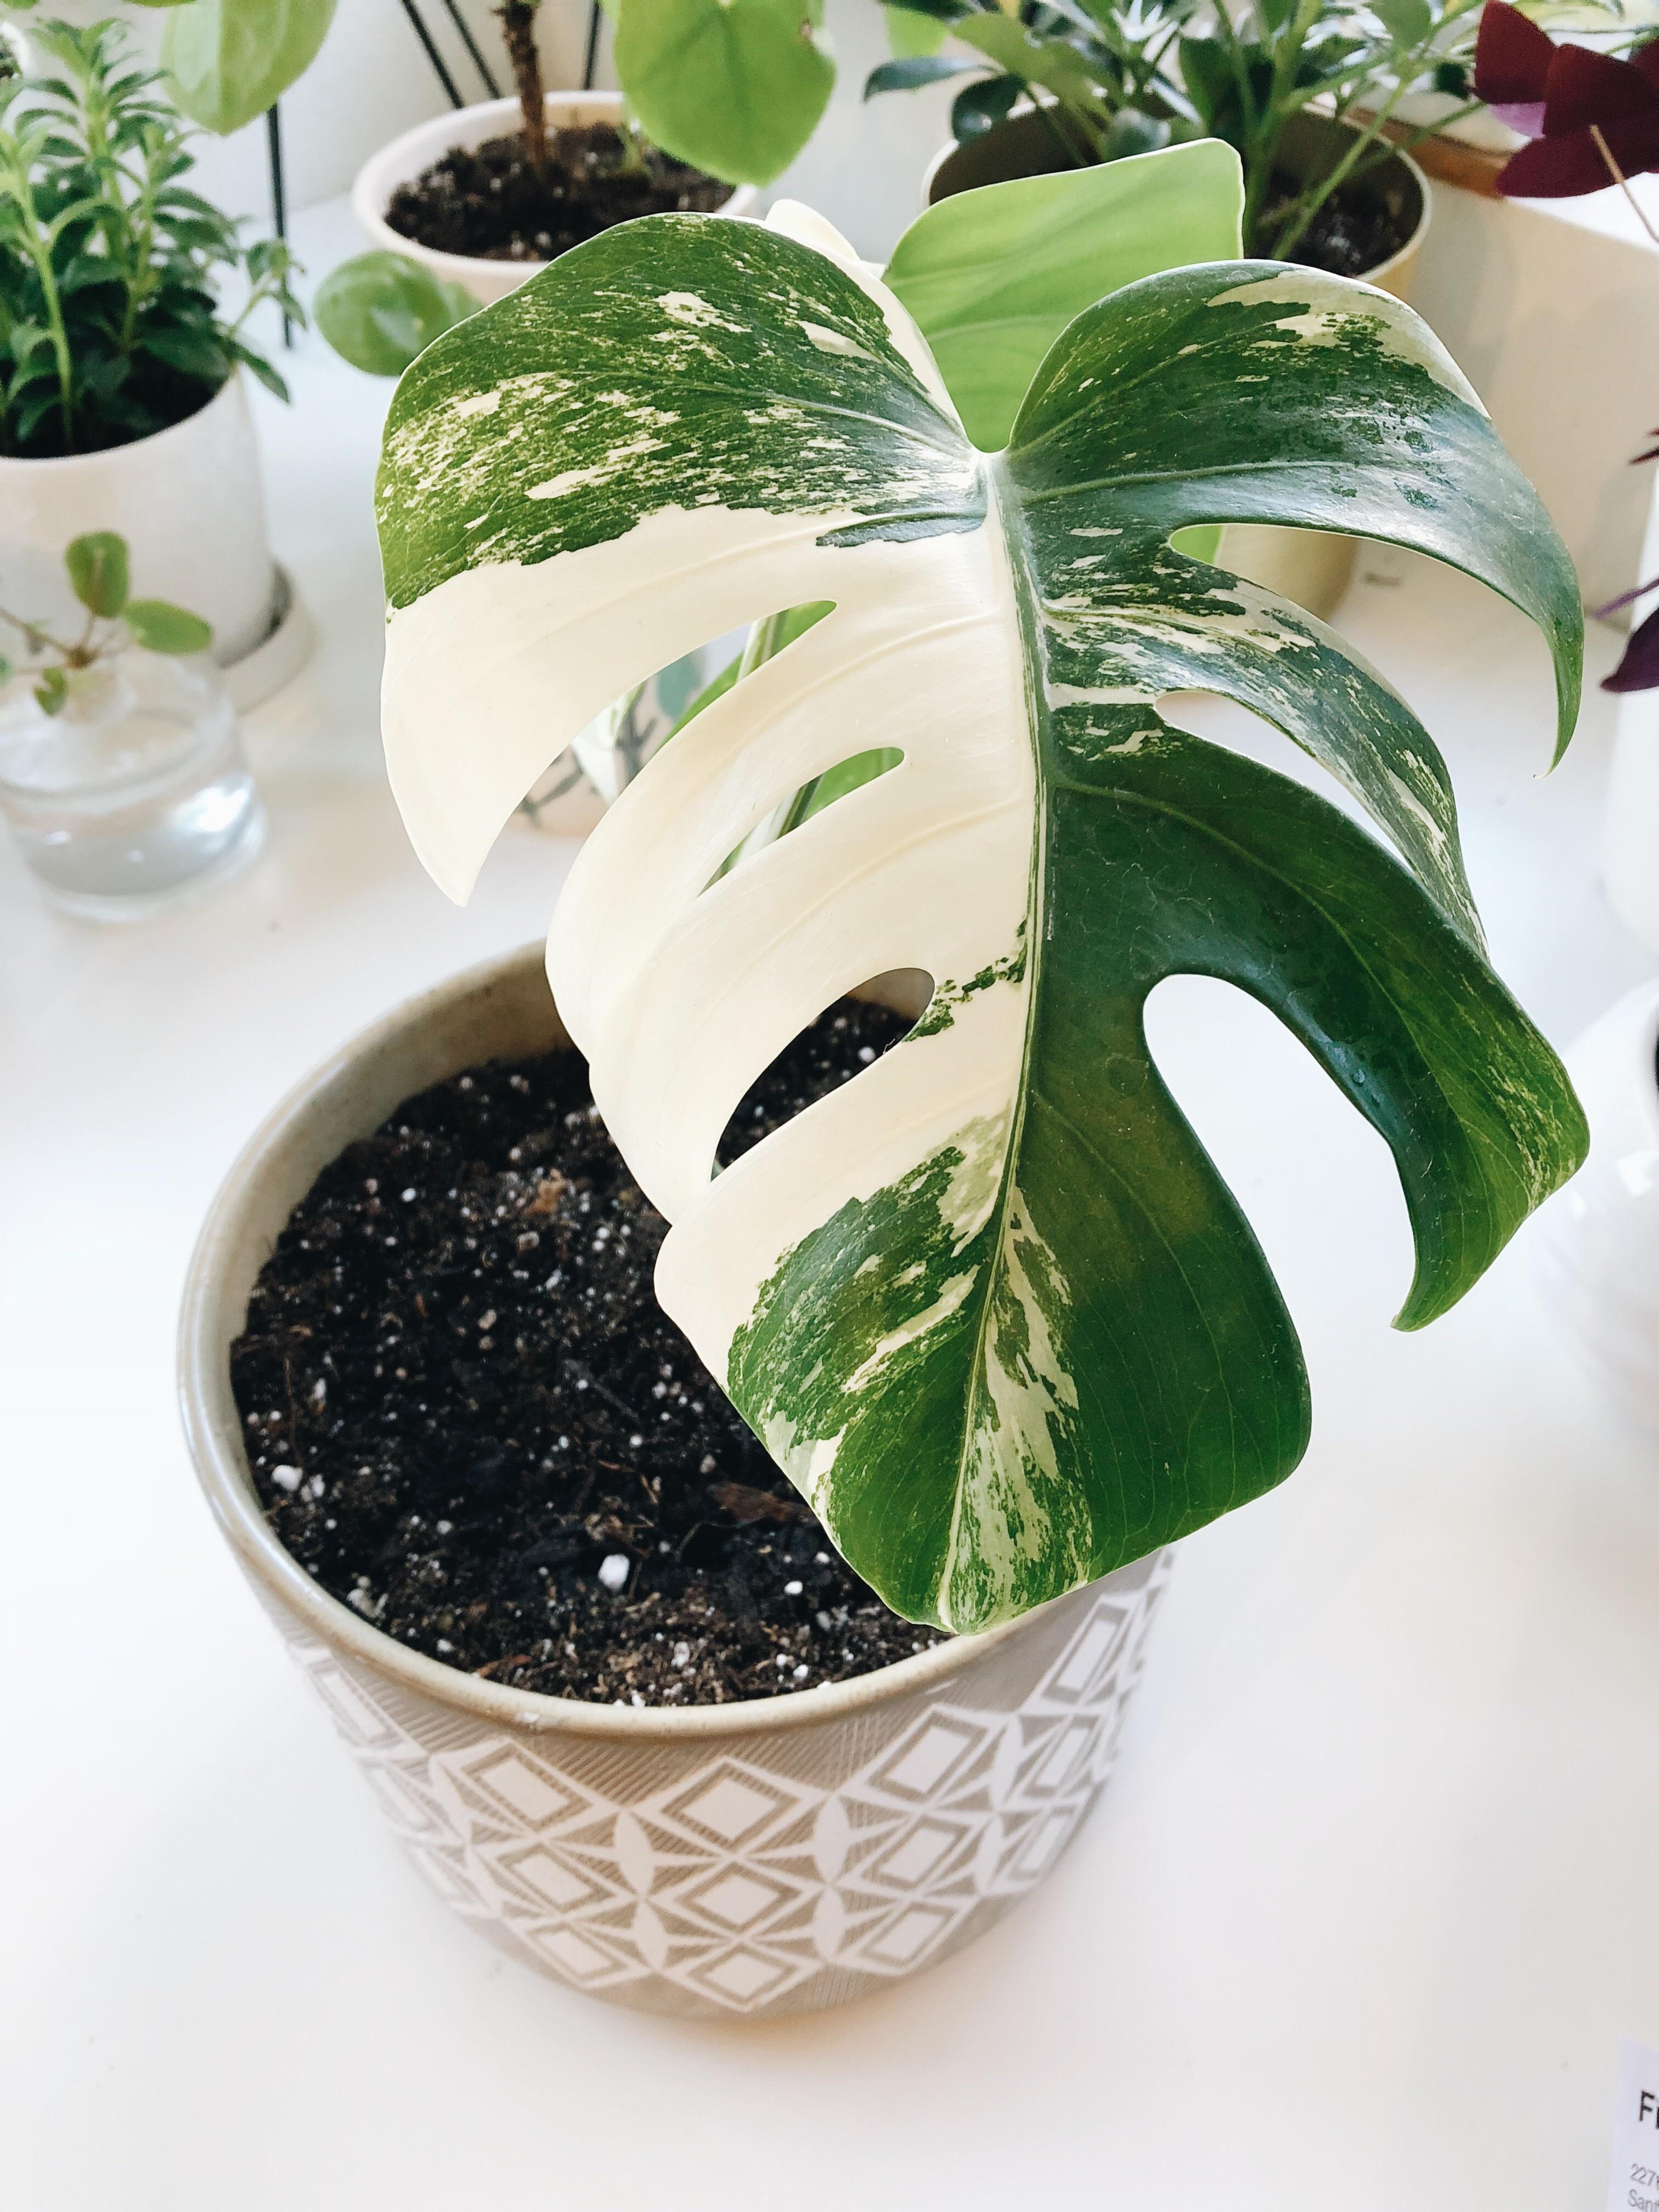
[230,996,951,1707]
[1262,166,1419,280]
[385,122,732,264]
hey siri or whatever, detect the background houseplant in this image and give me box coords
[0,525,264,913]
[374,144,1585,1634]
[1464,0,1659,944]
[866,0,1482,265]
[0,20,304,686]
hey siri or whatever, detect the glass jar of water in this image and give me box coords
[0,650,263,919]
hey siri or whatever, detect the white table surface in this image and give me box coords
[5,199,1659,2212]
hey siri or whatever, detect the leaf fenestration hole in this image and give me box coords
[713,969,934,1174]
[704,744,905,889]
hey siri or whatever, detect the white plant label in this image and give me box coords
[1608,2038,1659,2212]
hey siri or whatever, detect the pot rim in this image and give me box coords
[919,109,1431,290]
[0,364,244,476]
[351,92,759,289]
[178,943,1062,1745]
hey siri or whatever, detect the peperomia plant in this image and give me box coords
[374,143,1587,1633]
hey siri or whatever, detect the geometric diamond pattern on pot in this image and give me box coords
[259,1548,1172,2018]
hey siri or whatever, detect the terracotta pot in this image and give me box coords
[352,92,760,309]
[0,373,310,709]
[924,109,1431,621]
[178,945,1172,2019]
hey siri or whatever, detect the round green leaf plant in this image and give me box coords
[373,143,1588,1635]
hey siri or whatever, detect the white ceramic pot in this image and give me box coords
[353,92,759,307]
[0,373,287,678]
[1601,486,1659,951]
[922,111,1431,622]
[178,945,1172,2020]
[1535,977,1659,1429]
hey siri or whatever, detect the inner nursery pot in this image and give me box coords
[353,92,759,308]
[927,109,1429,619]
[178,944,1171,2020]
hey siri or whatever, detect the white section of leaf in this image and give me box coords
[556,504,1032,1224]
[382,503,867,904]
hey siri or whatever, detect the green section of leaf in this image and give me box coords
[161,0,336,135]
[950,72,1022,141]
[885,138,1244,450]
[614,0,834,186]
[315,251,475,377]
[886,5,952,59]
[952,9,1107,104]
[377,215,1587,1633]
[125,597,213,653]
[379,217,979,613]
[865,54,979,97]
[34,664,66,714]
[65,530,128,617]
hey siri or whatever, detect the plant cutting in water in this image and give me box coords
[1473,0,1659,691]
[0,19,302,459]
[0,529,211,714]
[373,142,1587,1635]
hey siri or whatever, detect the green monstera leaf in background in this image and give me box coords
[373,149,1587,1635]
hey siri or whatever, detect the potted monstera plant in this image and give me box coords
[180,143,1585,2021]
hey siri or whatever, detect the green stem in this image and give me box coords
[5,151,77,448]
[1266,75,1412,261]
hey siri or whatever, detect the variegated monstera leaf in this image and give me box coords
[376,176,1587,1636]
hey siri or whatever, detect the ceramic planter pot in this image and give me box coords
[1535,977,1659,1430]
[352,91,760,308]
[924,110,1430,620]
[178,945,1171,2019]
[0,373,310,712]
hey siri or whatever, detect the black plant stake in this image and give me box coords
[439,0,501,98]
[399,0,466,106]
[266,103,291,347]
[583,0,602,89]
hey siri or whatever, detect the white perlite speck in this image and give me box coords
[597,1553,630,1593]
[672,1640,691,1667]
[784,1580,803,1595]
[270,1464,301,1492]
